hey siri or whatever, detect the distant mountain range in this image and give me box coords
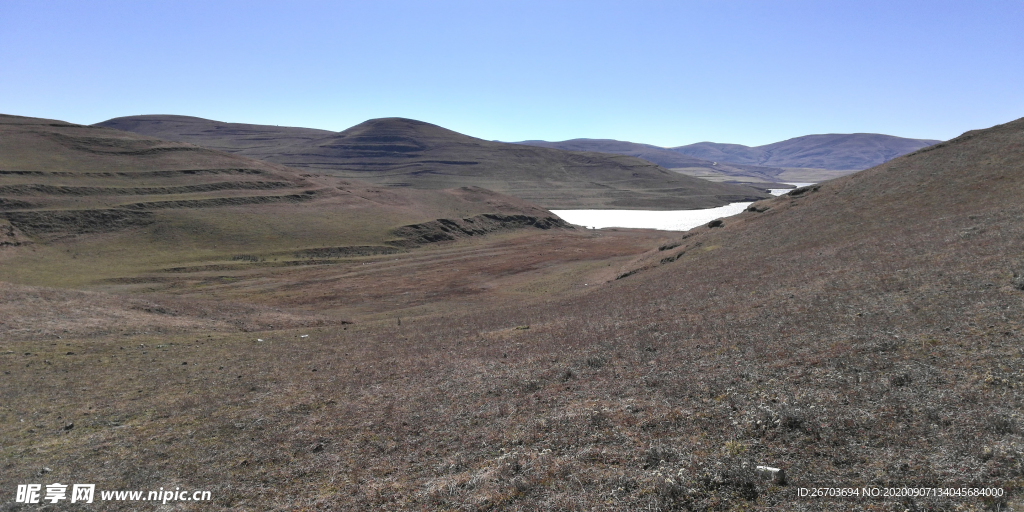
[95,114,937,208]
[517,133,941,176]
[673,133,941,170]
[96,115,769,209]
[515,139,785,182]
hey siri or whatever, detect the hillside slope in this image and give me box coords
[90,114,336,153]
[97,115,770,209]
[578,116,1024,507]
[0,114,570,289]
[2,115,1020,511]
[674,132,941,170]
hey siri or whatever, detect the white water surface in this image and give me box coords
[552,202,753,232]
[553,183,817,232]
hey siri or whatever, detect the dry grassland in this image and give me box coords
[1,116,1023,510]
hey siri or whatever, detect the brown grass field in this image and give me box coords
[1,115,1023,511]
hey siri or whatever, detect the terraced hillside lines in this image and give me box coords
[89,114,336,153]
[1,114,313,204]
[97,115,771,209]
[0,114,575,287]
[0,180,296,196]
[0,167,277,178]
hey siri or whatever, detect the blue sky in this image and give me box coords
[2,0,1022,146]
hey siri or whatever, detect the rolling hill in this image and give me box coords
[673,132,941,170]
[96,115,771,209]
[566,116,1022,507]
[2,113,1021,510]
[0,114,572,290]
[515,138,787,183]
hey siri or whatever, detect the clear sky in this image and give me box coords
[2,0,1022,147]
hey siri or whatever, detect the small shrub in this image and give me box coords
[987,415,1017,435]
[779,407,804,431]
[723,441,747,457]
[654,476,690,509]
[642,444,677,469]
[1012,270,1024,290]
[889,372,912,387]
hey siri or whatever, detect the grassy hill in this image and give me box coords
[96,115,770,209]
[1,115,1021,510]
[0,114,572,289]
[674,133,941,171]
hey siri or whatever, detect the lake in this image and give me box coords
[551,183,815,231]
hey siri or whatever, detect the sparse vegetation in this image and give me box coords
[1,114,1023,510]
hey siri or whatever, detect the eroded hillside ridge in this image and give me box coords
[389,213,573,247]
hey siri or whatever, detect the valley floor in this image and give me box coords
[2,219,1022,511]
